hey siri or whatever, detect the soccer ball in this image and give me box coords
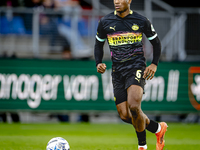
[46,137,70,150]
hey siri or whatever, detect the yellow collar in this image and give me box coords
[114,10,133,15]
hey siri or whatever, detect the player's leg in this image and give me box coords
[127,86,168,150]
[116,101,132,124]
[116,101,151,128]
[113,71,148,126]
[127,85,147,149]
[127,85,145,131]
[115,97,162,134]
[113,85,132,124]
[126,68,168,150]
[142,111,168,150]
[112,67,167,150]
[114,86,167,150]
[112,68,133,124]
[145,116,168,150]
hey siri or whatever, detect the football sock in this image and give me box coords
[138,145,147,149]
[155,123,161,134]
[136,130,147,146]
[146,120,159,133]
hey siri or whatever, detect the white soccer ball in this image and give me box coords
[46,137,70,150]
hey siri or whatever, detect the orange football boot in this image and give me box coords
[155,122,168,150]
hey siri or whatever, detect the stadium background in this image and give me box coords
[0,0,200,149]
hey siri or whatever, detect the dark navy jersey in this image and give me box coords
[96,10,157,65]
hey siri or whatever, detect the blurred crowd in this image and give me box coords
[0,0,93,60]
[0,0,92,10]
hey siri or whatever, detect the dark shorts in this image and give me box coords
[112,62,146,105]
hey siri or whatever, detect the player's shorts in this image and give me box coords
[112,61,146,105]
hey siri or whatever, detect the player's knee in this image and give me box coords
[129,104,140,118]
[128,96,142,118]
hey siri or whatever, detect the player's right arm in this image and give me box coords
[97,63,107,74]
[94,19,107,74]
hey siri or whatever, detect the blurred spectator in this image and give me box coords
[24,0,42,8]
[40,0,70,51]
[42,0,55,9]
[62,46,72,59]
[54,0,80,10]
[79,0,92,10]
[0,0,20,7]
[58,22,91,58]
[22,0,43,32]
[55,0,92,58]
[54,0,81,21]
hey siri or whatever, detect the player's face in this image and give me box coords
[114,0,131,13]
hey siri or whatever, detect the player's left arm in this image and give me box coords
[143,19,161,80]
[143,37,161,80]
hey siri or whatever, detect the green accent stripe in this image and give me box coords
[96,35,106,42]
[148,33,157,40]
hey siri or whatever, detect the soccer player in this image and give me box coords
[94,0,168,150]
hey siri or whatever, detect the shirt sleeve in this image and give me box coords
[143,19,158,41]
[96,19,107,42]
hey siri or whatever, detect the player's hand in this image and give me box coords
[143,63,157,80]
[97,63,107,74]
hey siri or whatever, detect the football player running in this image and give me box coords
[94,0,168,150]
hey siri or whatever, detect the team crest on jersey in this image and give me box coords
[132,24,139,31]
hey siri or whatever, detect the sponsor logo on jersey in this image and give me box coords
[110,26,116,31]
[107,31,142,46]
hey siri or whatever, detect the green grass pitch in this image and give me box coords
[0,123,199,150]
